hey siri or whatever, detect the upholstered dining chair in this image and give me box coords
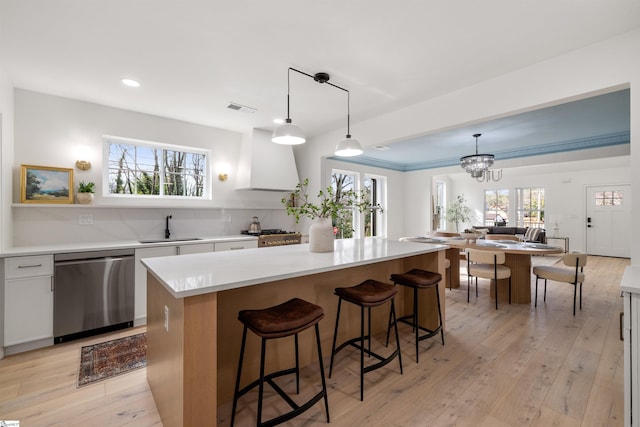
[532,252,587,315]
[465,248,512,310]
[398,237,452,289]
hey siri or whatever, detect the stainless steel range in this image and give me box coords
[241,229,302,248]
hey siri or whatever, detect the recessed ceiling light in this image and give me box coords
[273,118,285,124]
[121,78,140,88]
[375,145,391,151]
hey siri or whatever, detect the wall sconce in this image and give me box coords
[216,162,230,181]
[75,160,91,171]
[75,145,92,170]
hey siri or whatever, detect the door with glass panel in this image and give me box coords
[586,185,631,257]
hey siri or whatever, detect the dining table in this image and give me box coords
[402,236,564,304]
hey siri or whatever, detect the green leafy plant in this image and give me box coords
[282,178,379,224]
[445,194,472,233]
[78,181,96,193]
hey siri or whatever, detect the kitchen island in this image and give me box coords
[142,238,447,427]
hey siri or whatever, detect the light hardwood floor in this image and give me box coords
[0,255,628,426]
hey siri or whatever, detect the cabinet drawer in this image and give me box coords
[214,241,258,251]
[5,255,54,279]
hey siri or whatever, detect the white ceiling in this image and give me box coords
[1,1,638,167]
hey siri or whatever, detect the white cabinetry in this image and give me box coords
[215,240,258,251]
[621,266,640,426]
[4,255,54,347]
[134,242,216,324]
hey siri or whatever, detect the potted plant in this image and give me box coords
[444,194,472,233]
[77,181,95,204]
[282,178,378,252]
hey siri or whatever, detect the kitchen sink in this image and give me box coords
[139,237,203,244]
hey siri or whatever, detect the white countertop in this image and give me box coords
[142,238,448,298]
[621,265,640,293]
[0,235,257,257]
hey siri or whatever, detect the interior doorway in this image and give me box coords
[586,185,631,257]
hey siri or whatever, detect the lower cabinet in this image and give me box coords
[215,240,258,251]
[134,242,222,323]
[4,255,54,347]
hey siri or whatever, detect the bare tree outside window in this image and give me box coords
[106,137,207,198]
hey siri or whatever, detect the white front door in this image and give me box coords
[586,185,631,257]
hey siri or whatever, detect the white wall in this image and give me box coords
[295,28,640,263]
[0,66,14,252]
[11,90,298,246]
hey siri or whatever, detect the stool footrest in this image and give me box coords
[236,367,328,427]
[334,336,400,373]
[397,315,443,342]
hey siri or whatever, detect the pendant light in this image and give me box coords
[272,68,306,145]
[460,133,495,178]
[334,90,363,157]
[272,67,363,156]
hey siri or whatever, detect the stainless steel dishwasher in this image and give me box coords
[54,249,135,343]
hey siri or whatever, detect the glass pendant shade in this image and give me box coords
[334,135,363,157]
[272,120,306,145]
[460,133,495,177]
[460,153,495,175]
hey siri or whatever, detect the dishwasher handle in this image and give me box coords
[54,256,134,267]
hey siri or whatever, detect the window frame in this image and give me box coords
[103,135,211,200]
[515,187,545,228]
[484,189,510,227]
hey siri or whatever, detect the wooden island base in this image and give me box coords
[146,250,445,427]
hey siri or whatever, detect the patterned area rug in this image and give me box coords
[78,333,146,387]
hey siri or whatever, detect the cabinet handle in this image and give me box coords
[229,247,244,250]
[18,264,43,269]
[620,312,624,341]
[51,276,54,292]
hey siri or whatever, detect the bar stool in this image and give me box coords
[388,268,444,363]
[231,298,330,427]
[329,279,403,401]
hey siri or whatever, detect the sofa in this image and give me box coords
[472,226,546,243]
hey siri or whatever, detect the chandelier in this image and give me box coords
[460,133,502,181]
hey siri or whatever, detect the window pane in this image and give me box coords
[106,137,208,199]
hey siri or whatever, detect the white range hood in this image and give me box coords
[235,128,299,191]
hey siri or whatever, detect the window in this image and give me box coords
[331,172,358,239]
[364,175,386,237]
[484,189,509,226]
[435,180,446,230]
[105,136,209,199]
[594,190,623,206]
[330,171,387,239]
[516,187,545,228]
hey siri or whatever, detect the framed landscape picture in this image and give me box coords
[21,164,74,204]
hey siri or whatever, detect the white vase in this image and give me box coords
[77,193,94,204]
[308,218,334,252]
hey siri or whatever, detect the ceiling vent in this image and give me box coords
[227,102,257,114]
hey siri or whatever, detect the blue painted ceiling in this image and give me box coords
[332,89,630,171]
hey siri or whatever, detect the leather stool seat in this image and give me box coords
[334,279,398,305]
[388,268,444,363]
[231,298,330,427]
[391,268,442,288]
[329,279,403,401]
[239,297,325,338]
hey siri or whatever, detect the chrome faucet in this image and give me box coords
[165,215,172,239]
